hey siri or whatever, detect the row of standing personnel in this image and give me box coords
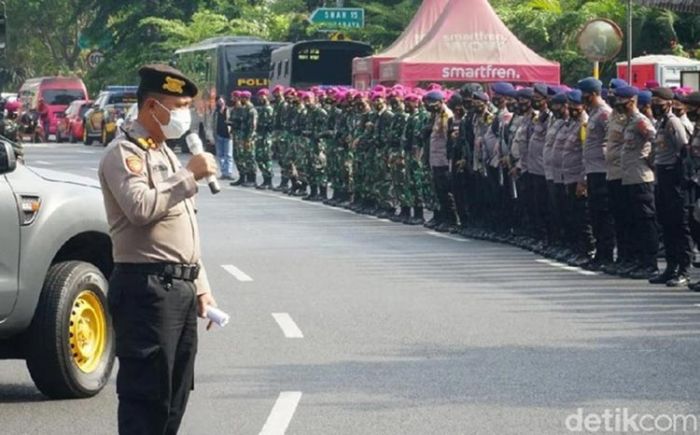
[212,80,700,290]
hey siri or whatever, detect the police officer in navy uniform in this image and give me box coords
[98,64,218,435]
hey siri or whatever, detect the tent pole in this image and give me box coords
[593,61,600,79]
[627,0,632,83]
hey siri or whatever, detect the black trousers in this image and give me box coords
[563,182,594,256]
[530,174,549,242]
[433,166,457,224]
[623,182,659,268]
[547,180,562,245]
[451,166,469,225]
[108,267,198,435]
[656,163,693,271]
[587,173,616,262]
[608,179,632,262]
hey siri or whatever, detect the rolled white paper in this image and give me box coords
[206,306,230,327]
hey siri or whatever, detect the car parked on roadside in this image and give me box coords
[56,99,92,143]
[0,138,115,399]
[17,77,89,140]
[83,86,137,146]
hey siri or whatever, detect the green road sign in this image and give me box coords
[309,8,365,29]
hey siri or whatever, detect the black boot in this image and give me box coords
[293,182,308,197]
[649,265,677,284]
[230,175,245,186]
[303,184,317,200]
[407,207,424,225]
[392,206,410,223]
[274,176,289,192]
[243,173,256,187]
[314,185,327,202]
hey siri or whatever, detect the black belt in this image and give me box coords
[115,263,200,282]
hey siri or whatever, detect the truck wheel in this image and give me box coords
[25,261,115,399]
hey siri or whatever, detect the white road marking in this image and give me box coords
[33,160,54,165]
[425,231,469,242]
[221,264,253,282]
[76,150,97,154]
[88,167,98,171]
[271,313,304,338]
[694,304,700,307]
[536,258,598,276]
[259,391,303,435]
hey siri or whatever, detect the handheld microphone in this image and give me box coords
[185,133,220,194]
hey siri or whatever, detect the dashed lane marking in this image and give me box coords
[259,391,303,435]
[425,231,469,243]
[221,264,254,282]
[33,160,54,165]
[271,313,304,338]
[536,258,598,276]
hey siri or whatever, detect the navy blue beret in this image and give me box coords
[491,82,515,96]
[517,88,534,99]
[425,91,445,102]
[577,77,603,94]
[684,92,700,106]
[534,83,549,97]
[550,93,568,104]
[609,78,629,90]
[615,86,639,98]
[473,91,490,102]
[637,90,652,105]
[567,89,583,104]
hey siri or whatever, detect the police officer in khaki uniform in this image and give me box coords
[98,64,218,435]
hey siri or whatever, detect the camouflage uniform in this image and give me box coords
[239,100,258,186]
[289,101,309,195]
[372,106,395,215]
[387,102,409,219]
[304,102,329,199]
[272,96,289,190]
[324,101,344,203]
[255,101,274,187]
[353,105,376,209]
[400,104,431,224]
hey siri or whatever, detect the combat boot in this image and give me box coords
[302,185,318,200]
[293,182,308,197]
[257,175,273,190]
[243,173,256,187]
[424,211,439,229]
[376,207,394,219]
[406,207,424,225]
[648,265,677,284]
[313,185,328,202]
[392,207,410,223]
[230,176,245,186]
[274,176,289,192]
[667,269,690,288]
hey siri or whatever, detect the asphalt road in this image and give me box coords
[3,142,700,434]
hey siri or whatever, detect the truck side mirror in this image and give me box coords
[0,140,17,174]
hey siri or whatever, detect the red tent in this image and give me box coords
[379,0,560,86]
[352,0,449,89]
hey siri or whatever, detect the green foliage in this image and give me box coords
[3,0,700,92]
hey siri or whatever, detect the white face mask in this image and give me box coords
[152,100,191,140]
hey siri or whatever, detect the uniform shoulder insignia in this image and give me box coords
[125,155,144,174]
[136,137,150,151]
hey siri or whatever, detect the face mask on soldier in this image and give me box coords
[688,109,700,123]
[569,107,582,119]
[519,101,531,112]
[531,100,543,110]
[651,103,668,118]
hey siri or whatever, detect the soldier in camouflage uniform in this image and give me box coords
[289,91,309,196]
[255,88,274,189]
[229,91,245,186]
[350,93,376,212]
[336,91,357,208]
[271,85,289,191]
[370,92,395,218]
[238,91,258,187]
[279,88,298,193]
[387,90,410,222]
[400,93,430,225]
[302,92,329,201]
[323,91,345,205]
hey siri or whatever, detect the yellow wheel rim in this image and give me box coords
[69,290,107,373]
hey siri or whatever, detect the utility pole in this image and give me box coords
[627,0,633,83]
